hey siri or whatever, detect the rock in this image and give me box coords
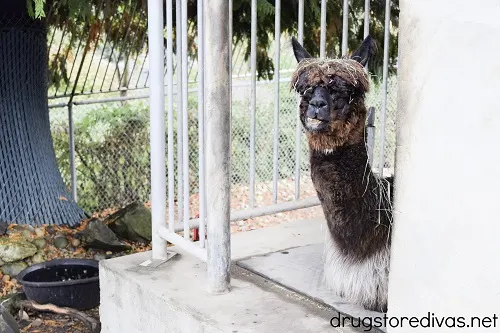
[0,258,4,266]
[21,230,33,239]
[77,219,130,252]
[106,202,152,243]
[0,239,37,263]
[93,253,106,261]
[0,221,8,236]
[19,310,29,321]
[32,238,47,250]
[71,238,81,247]
[2,275,10,283]
[1,262,27,278]
[31,318,43,327]
[34,228,44,238]
[31,252,45,264]
[0,305,19,333]
[53,236,68,249]
[45,226,56,235]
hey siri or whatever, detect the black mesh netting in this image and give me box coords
[0,2,87,226]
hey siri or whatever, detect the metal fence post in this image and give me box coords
[366,106,376,166]
[378,0,391,175]
[320,0,327,58]
[205,0,231,294]
[342,0,349,56]
[68,102,77,202]
[147,0,168,260]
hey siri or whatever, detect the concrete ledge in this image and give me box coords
[100,219,383,333]
[100,250,361,333]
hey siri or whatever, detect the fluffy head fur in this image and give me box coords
[290,36,393,313]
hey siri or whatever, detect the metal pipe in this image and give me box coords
[172,196,321,232]
[158,226,207,262]
[68,103,77,202]
[320,0,327,58]
[249,0,257,208]
[147,0,168,260]
[272,0,281,204]
[342,0,349,56]
[205,0,231,293]
[364,0,370,38]
[176,0,184,227]
[166,0,175,232]
[366,106,375,166]
[197,0,206,247]
[378,0,391,175]
[181,0,190,239]
[294,0,304,200]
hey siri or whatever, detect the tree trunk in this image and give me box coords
[0,2,87,226]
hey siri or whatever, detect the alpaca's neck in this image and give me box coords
[310,140,392,260]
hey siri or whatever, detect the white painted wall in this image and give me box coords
[388,1,500,332]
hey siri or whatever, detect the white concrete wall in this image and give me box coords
[388,1,500,332]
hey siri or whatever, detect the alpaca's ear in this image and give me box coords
[291,37,312,63]
[351,35,377,67]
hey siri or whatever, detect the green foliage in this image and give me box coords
[28,0,398,88]
[27,0,46,18]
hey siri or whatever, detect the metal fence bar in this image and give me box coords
[158,227,207,261]
[342,0,349,56]
[272,0,281,204]
[378,0,391,174]
[249,0,257,208]
[294,0,304,200]
[68,103,77,202]
[182,0,190,239]
[320,0,326,58]
[173,197,321,232]
[147,0,168,260]
[366,106,375,166]
[205,0,231,294]
[166,0,175,232]
[197,0,206,247]
[364,0,370,38]
[176,0,184,227]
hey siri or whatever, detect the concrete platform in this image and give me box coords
[100,218,386,333]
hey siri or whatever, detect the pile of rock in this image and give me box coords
[0,202,152,283]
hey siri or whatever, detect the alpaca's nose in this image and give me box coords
[309,97,327,109]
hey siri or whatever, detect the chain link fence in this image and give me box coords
[42,0,399,217]
[49,75,398,216]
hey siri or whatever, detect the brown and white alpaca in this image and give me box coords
[290,36,393,313]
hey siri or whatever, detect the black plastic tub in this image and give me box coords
[17,258,100,310]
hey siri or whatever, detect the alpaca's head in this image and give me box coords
[290,36,377,151]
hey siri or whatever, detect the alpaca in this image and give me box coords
[290,36,393,313]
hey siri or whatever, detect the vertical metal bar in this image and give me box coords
[249,0,257,208]
[342,0,349,56]
[198,0,206,247]
[182,0,190,239]
[294,0,304,200]
[272,0,280,204]
[378,0,391,176]
[367,106,375,166]
[176,0,184,227]
[166,0,175,232]
[68,103,77,203]
[320,0,327,58]
[147,0,168,260]
[205,0,231,294]
[364,0,370,38]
